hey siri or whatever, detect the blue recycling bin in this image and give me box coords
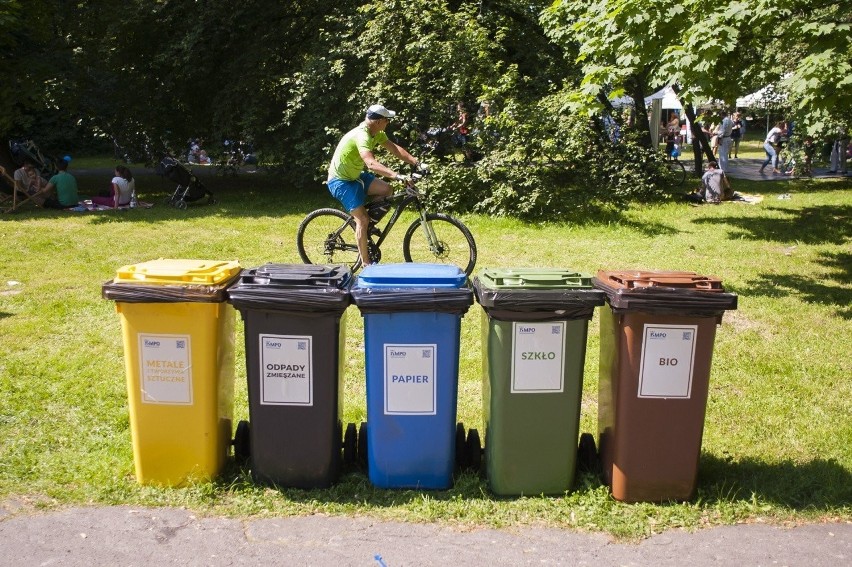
[351,263,473,489]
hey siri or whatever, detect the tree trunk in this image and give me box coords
[682,104,716,176]
[627,77,652,148]
[670,85,715,176]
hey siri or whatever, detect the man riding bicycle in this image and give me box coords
[327,104,421,266]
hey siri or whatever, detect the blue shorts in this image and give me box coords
[327,172,376,212]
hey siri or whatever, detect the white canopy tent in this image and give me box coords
[608,86,718,145]
[736,86,787,109]
[736,79,788,108]
[735,85,787,134]
[609,86,684,109]
[644,86,683,110]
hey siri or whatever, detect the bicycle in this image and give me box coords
[777,139,798,175]
[296,170,477,275]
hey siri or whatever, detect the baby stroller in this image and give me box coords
[157,156,217,209]
[9,138,57,180]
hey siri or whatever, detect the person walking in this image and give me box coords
[760,121,787,174]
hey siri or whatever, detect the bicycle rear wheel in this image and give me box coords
[296,208,362,271]
[402,213,477,276]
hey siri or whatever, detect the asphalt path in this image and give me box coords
[1,501,849,566]
[720,157,850,182]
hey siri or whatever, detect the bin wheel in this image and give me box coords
[455,422,467,469]
[343,423,357,465]
[233,420,250,465]
[577,432,599,475]
[465,428,482,472]
[357,421,368,469]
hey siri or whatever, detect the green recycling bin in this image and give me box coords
[473,268,605,496]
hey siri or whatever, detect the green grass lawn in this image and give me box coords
[1,167,849,539]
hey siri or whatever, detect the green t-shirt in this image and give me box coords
[48,171,79,206]
[327,123,389,181]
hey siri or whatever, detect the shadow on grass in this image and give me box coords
[693,204,852,245]
[7,168,683,237]
[212,460,496,507]
[0,170,322,224]
[739,250,852,318]
[569,207,681,237]
[211,448,851,512]
[697,453,852,509]
[684,204,850,318]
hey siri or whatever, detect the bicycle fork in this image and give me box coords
[416,210,444,256]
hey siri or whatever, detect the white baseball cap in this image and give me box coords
[366,104,396,119]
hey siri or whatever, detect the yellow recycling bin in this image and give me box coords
[102,259,242,486]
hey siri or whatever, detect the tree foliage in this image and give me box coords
[1,0,848,217]
[544,0,852,137]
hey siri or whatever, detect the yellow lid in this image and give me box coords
[113,259,242,286]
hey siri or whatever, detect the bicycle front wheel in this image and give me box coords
[296,208,362,271]
[403,213,477,276]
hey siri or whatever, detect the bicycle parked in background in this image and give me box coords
[297,169,477,275]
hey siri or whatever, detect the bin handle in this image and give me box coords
[625,276,722,290]
[496,274,588,286]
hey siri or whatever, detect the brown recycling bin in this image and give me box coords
[593,270,738,503]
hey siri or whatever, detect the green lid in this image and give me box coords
[476,268,594,289]
[473,268,604,319]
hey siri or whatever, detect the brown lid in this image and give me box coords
[595,270,724,292]
[592,269,737,313]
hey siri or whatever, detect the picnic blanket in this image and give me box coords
[729,192,764,204]
[65,200,154,212]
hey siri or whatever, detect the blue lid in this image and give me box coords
[356,263,467,288]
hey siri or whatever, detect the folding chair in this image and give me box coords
[0,165,46,213]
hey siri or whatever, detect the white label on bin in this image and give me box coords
[384,344,437,415]
[638,324,698,399]
[259,334,312,406]
[138,333,192,405]
[511,321,566,393]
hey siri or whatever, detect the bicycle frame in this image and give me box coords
[323,183,437,259]
[374,184,440,246]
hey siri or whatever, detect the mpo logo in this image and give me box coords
[265,340,282,349]
[389,349,407,358]
[518,326,536,334]
[144,339,161,348]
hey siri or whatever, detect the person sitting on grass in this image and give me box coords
[685,161,733,204]
[92,165,134,208]
[12,158,48,204]
[42,158,79,209]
